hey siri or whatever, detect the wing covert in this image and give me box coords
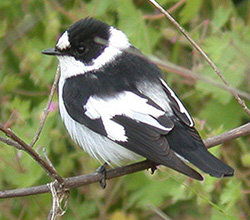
[160,79,194,127]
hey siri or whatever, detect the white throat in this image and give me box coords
[57,27,130,80]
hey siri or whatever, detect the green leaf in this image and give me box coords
[219,179,242,206]
[1,75,22,92]
[198,98,244,128]
[116,0,161,54]
[10,97,31,121]
[211,208,237,220]
[2,150,44,188]
[197,30,248,104]
[179,0,203,24]
[241,152,250,167]
[212,6,232,33]
[87,0,114,17]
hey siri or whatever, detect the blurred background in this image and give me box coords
[0,0,249,219]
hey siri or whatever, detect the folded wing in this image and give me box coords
[64,88,203,180]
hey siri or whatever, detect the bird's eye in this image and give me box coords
[77,46,86,54]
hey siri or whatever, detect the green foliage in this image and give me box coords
[0,0,249,219]
[179,0,203,25]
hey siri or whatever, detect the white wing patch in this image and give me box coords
[160,79,194,126]
[84,91,170,142]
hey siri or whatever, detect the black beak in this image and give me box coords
[42,48,62,56]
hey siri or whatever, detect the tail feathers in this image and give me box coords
[160,149,203,181]
[166,119,234,178]
[181,147,234,178]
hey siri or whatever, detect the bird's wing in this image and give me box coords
[159,79,234,177]
[159,79,194,127]
[63,88,202,180]
[80,90,173,147]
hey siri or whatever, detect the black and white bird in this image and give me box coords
[42,17,234,181]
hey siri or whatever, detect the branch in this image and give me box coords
[0,125,64,185]
[0,122,249,199]
[0,136,23,150]
[147,0,250,117]
[152,58,250,101]
[29,66,60,148]
[204,122,250,147]
[143,0,186,20]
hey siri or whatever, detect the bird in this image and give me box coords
[42,17,234,182]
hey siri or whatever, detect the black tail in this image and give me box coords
[161,149,204,180]
[166,120,234,178]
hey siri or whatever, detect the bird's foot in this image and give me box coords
[96,162,108,189]
[147,160,158,174]
[150,164,158,174]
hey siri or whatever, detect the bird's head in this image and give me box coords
[42,17,130,77]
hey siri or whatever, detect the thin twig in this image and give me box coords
[204,122,250,148]
[0,122,249,199]
[148,204,173,220]
[152,58,250,101]
[0,125,64,185]
[0,136,23,150]
[143,0,186,20]
[47,181,69,220]
[30,66,60,148]
[14,90,48,97]
[147,0,250,117]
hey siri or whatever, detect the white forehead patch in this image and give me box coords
[56,31,70,50]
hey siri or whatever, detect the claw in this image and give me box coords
[147,160,158,175]
[150,164,158,174]
[96,162,108,189]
